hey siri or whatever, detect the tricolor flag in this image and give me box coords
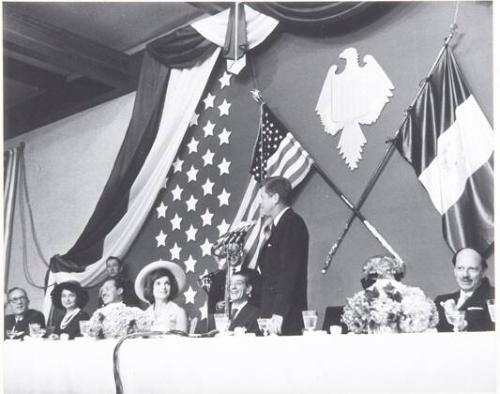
[232,103,314,268]
[395,47,494,254]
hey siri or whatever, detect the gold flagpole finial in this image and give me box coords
[250,89,264,104]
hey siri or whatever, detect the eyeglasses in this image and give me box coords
[8,296,27,303]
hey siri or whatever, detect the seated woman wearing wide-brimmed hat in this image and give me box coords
[50,281,90,339]
[135,261,188,334]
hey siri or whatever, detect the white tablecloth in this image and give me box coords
[3,331,496,393]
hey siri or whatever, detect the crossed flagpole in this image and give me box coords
[250,89,401,272]
[320,23,459,273]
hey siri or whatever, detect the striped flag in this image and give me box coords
[395,47,494,254]
[232,103,314,269]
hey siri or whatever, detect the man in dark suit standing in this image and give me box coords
[228,270,260,334]
[435,248,495,332]
[256,177,309,336]
[4,287,45,339]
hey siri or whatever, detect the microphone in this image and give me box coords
[211,221,255,257]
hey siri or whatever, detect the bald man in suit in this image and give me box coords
[435,248,495,332]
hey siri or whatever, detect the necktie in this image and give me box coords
[262,221,273,243]
[231,308,238,320]
[457,293,470,308]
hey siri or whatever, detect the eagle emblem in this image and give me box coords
[316,48,394,170]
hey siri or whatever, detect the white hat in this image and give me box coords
[134,260,186,303]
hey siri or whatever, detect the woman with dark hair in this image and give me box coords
[50,281,90,339]
[134,261,188,333]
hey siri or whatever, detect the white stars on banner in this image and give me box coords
[202,149,215,167]
[172,158,184,173]
[170,213,182,231]
[218,99,231,117]
[217,219,230,236]
[185,195,198,212]
[203,120,216,137]
[203,93,215,110]
[217,158,231,175]
[185,225,198,242]
[219,72,232,89]
[186,165,199,182]
[155,230,167,247]
[200,238,213,256]
[190,112,199,127]
[217,188,230,206]
[170,242,182,260]
[184,255,197,273]
[201,178,215,195]
[184,286,197,304]
[150,65,239,328]
[218,128,231,145]
[200,208,214,226]
[156,201,168,218]
[187,137,199,154]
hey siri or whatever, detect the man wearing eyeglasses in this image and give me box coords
[4,287,45,339]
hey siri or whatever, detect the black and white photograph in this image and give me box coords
[2,1,495,393]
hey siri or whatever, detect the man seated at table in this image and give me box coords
[99,277,126,306]
[4,287,45,339]
[435,248,495,332]
[228,270,260,334]
[88,277,146,338]
[105,256,140,307]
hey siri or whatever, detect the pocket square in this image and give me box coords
[466,306,484,311]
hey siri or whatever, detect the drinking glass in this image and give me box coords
[29,323,46,338]
[79,320,91,337]
[302,310,318,332]
[257,318,270,336]
[486,299,495,323]
[329,325,342,335]
[446,310,466,332]
[213,313,229,332]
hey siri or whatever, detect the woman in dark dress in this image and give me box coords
[50,281,89,339]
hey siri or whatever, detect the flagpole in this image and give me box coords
[249,89,401,262]
[321,23,459,274]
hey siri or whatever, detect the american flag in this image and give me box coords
[233,103,314,269]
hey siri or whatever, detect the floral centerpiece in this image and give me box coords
[88,302,153,339]
[342,256,438,334]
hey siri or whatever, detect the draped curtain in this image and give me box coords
[190,2,376,30]
[4,144,24,287]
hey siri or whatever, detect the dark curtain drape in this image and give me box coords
[50,25,217,273]
[189,2,379,32]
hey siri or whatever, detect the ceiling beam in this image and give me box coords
[3,4,138,89]
[3,56,67,91]
[4,77,135,139]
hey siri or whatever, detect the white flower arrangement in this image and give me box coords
[342,279,439,334]
[88,302,153,339]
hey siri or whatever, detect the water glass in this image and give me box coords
[213,313,229,332]
[329,325,342,335]
[257,318,271,336]
[29,323,46,338]
[486,299,495,323]
[302,310,318,331]
[79,320,91,337]
[446,310,466,332]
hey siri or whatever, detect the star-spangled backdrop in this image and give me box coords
[122,59,261,328]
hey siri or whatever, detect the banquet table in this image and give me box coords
[3,331,496,394]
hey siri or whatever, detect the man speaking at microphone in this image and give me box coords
[256,177,309,336]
